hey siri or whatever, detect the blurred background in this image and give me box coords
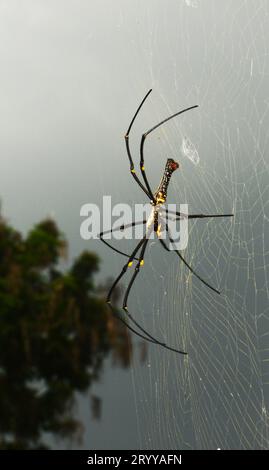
[0,0,268,449]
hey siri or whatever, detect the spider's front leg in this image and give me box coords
[107,229,187,355]
[122,237,148,310]
[106,236,146,304]
[106,234,166,347]
[120,235,168,345]
[158,222,221,295]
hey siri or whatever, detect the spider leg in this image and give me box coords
[106,235,164,345]
[122,237,149,310]
[107,303,187,354]
[106,236,146,303]
[107,302,167,346]
[107,233,187,355]
[99,220,147,259]
[123,238,187,354]
[159,228,221,295]
[125,89,154,200]
[140,104,198,201]
[122,237,167,344]
[165,210,234,220]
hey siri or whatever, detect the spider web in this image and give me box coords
[2,0,269,451]
[123,0,269,450]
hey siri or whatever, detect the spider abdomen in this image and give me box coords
[154,158,179,204]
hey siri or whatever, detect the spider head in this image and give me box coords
[166,158,179,173]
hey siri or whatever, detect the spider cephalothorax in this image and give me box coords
[99,89,233,355]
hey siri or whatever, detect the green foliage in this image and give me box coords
[0,216,132,449]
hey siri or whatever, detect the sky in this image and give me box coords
[0,0,268,449]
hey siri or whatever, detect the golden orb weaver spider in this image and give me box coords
[99,90,233,355]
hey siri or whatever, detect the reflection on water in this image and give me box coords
[0,214,136,449]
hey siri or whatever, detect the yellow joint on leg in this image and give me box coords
[140,259,144,266]
[128,261,133,267]
[131,169,136,174]
[141,165,145,171]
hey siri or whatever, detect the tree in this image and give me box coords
[0,215,133,449]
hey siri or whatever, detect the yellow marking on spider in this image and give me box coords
[128,261,133,267]
[140,259,144,266]
[156,192,165,204]
[131,169,136,174]
[156,224,162,237]
[141,166,145,171]
[157,197,165,204]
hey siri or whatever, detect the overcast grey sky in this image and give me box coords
[0,0,268,449]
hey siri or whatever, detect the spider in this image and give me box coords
[99,89,233,355]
